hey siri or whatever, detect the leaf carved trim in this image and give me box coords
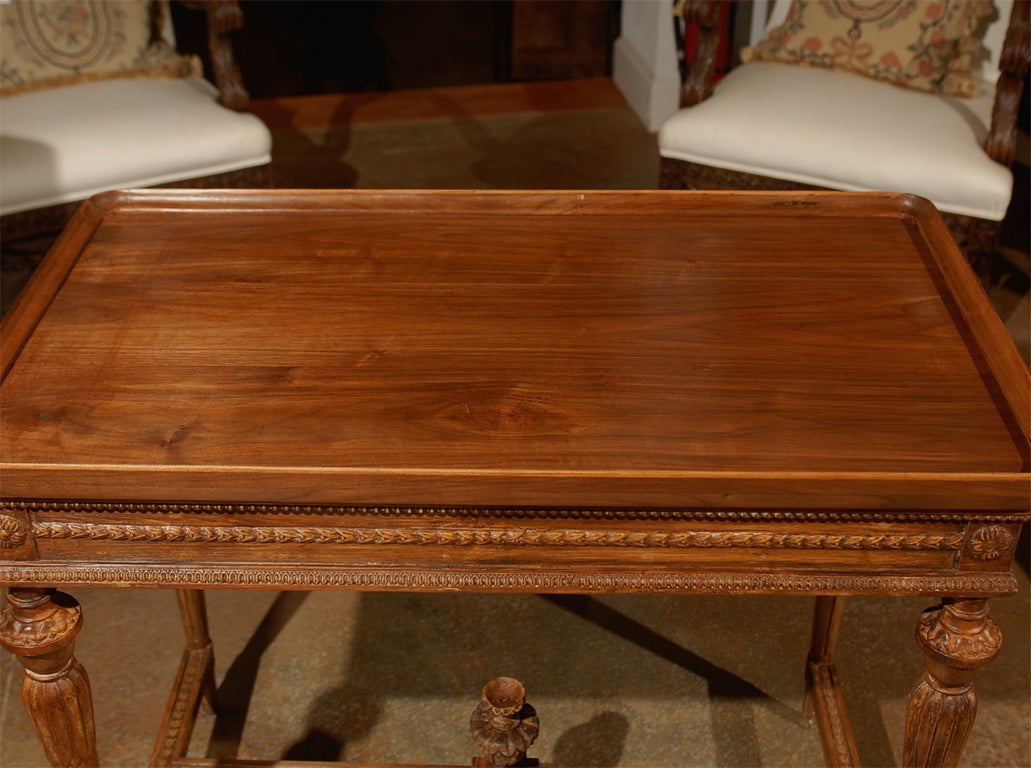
[5,500,1025,524]
[0,565,1018,596]
[917,609,1004,663]
[31,521,965,551]
[0,601,81,650]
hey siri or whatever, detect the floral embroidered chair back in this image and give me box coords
[744,0,1007,98]
[0,0,197,97]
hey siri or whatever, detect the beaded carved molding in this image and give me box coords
[3,500,1027,523]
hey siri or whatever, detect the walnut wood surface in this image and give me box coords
[1,190,1027,600]
[1,190,1027,511]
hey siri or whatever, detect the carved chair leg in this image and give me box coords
[177,589,218,713]
[904,598,1001,767]
[954,217,1000,290]
[0,587,99,768]
[803,596,859,766]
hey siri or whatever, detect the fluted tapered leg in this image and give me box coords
[904,598,1002,767]
[0,587,99,768]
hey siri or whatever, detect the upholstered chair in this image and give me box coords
[0,0,272,241]
[659,0,1029,278]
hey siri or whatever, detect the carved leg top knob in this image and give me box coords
[0,588,84,664]
[471,677,539,767]
[484,677,526,717]
[915,600,1002,672]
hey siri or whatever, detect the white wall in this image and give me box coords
[613,0,776,131]
[612,0,680,132]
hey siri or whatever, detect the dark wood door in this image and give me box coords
[509,0,616,80]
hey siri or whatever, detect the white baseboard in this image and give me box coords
[613,35,680,133]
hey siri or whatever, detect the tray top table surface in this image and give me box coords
[1,189,1028,511]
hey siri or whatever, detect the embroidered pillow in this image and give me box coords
[0,0,199,98]
[742,0,998,97]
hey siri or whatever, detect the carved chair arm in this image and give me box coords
[985,0,1030,167]
[178,0,250,112]
[677,0,724,107]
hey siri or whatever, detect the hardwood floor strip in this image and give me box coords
[249,77,629,130]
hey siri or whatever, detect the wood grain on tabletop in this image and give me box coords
[1,190,1027,509]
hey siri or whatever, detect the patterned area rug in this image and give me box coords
[253,79,661,191]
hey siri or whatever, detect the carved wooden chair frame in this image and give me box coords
[0,0,269,244]
[660,0,1031,280]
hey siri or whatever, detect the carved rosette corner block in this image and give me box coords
[0,588,99,767]
[0,510,35,560]
[0,513,28,547]
[903,599,1002,768]
[471,677,540,767]
[965,525,1014,561]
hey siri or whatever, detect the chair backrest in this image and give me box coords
[0,0,193,98]
[755,0,1014,89]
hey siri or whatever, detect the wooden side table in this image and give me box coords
[1,190,1027,767]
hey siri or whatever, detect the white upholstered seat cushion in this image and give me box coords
[658,62,1012,221]
[0,76,272,216]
